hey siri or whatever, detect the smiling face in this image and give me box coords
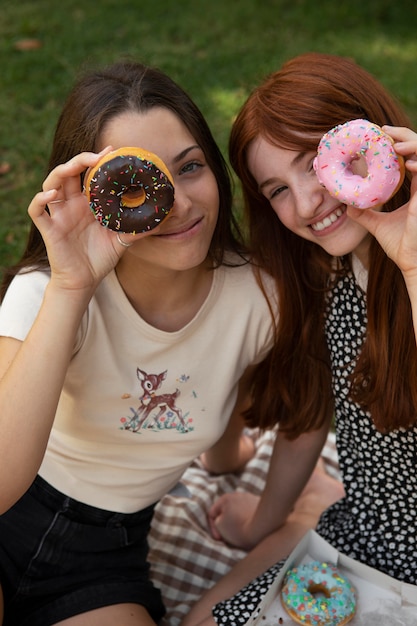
[247,135,374,266]
[98,107,220,272]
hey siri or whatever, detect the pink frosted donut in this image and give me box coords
[313,119,405,209]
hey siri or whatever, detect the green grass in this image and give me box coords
[1,0,417,271]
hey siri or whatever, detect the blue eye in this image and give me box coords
[180,161,202,175]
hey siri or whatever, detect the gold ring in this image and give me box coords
[116,233,133,248]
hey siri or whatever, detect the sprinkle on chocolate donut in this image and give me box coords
[85,147,175,234]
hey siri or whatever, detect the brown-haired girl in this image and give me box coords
[0,61,278,626]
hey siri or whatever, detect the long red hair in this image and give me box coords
[229,52,415,437]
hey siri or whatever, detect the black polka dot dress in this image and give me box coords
[213,270,417,626]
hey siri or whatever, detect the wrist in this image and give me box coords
[47,276,96,304]
[44,279,94,329]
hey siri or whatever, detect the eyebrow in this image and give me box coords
[258,150,308,192]
[172,144,201,163]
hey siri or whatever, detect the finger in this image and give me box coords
[208,498,225,519]
[113,232,147,249]
[392,143,417,160]
[83,145,113,189]
[382,125,417,144]
[207,508,225,541]
[208,514,223,540]
[47,198,66,206]
[346,206,386,237]
[29,189,59,221]
[43,149,111,199]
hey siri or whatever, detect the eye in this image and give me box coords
[179,160,203,175]
[269,185,287,199]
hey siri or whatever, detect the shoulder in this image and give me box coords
[223,256,278,305]
[1,268,50,309]
[220,253,271,290]
[216,256,278,317]
[0,268,51,340]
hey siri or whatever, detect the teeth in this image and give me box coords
[312,208,344,232]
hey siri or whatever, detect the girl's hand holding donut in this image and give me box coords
[29,149,146,294]
[347,126,417,282]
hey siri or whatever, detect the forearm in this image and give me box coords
[201,403,253,474]
[0,281,92,512]
[182,521,308,626]
[248,418,331,543]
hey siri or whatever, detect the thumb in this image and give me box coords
[208,495,225,520]
[207,508,223,540]
[346,205,386,237]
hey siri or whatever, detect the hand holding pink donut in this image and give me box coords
[342,126,417,290]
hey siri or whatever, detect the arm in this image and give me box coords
[183,458,343,626]
[0,291,90,514]
[348,126,417,342]
[200,366,256,475]
[183,418,341,626]
[208,413,332,549]
[0,150,145,513]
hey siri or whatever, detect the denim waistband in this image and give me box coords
[30,475,156,527]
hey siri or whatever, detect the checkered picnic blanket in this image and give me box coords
[148,429,339,625]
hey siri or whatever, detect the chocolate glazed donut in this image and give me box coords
[85,147,175,234]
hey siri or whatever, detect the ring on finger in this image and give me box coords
[116,233,133,248]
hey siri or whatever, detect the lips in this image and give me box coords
[311,206,345,232]
[157,216,203,237]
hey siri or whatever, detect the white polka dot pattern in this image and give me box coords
[213,271,417,626]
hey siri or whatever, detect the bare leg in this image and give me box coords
[54,603,157,626]
[182,461,344,626]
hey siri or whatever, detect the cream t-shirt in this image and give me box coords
[0,261,275,512]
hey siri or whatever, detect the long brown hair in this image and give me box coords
[1,61,245,300]
[230,52,414,436]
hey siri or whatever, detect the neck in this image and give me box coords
[352,233,372,270]
[115,257,214,332]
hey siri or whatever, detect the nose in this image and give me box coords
[170,180,192,216]
[293,177,326,219]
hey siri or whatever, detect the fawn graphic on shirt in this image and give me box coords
[120,367,192,433]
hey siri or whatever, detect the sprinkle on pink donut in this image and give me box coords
[313,119,404,209]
